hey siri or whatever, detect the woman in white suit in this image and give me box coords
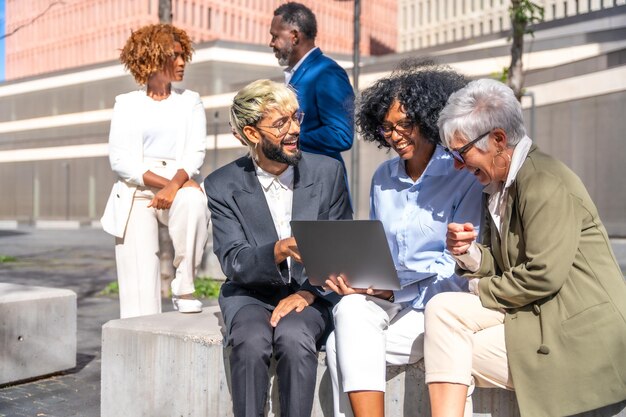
[101,24,209,318]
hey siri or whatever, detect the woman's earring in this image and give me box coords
[492,147,511,173]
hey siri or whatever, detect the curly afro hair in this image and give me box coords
[119,24,193,85]
[356,60,469,149]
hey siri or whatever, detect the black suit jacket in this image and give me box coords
[204,152,352,335]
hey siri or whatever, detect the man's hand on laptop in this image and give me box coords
[274,237,302,264]
[324,275,393,301]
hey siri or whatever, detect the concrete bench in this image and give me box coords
[100,306,626,417]
[0,283,76,385]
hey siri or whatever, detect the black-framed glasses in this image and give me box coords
[445,131,491,164]
[255,110,305,138]
[378,119,414,140]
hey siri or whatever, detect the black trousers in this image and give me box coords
[227,301,330,417]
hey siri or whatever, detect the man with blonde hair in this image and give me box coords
[204,79,352,417]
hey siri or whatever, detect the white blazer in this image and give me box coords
[101,88,207,238]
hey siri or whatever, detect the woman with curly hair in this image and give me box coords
[323,64,484,417]
[101,24,209,318]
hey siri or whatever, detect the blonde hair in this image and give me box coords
[230,79,299,159]
[119,24,193,85]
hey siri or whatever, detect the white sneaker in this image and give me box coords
[172,296,203,313]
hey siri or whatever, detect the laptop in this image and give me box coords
[290,220,401,290]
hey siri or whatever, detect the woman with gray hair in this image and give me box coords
[424,78,626,417]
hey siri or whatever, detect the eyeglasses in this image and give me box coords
[378,119,414,139]
[255,111,305,138]
[445,131,491,164]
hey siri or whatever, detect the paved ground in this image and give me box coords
[0,228,624,417]
[0,227,217,417]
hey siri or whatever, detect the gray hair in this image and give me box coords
[438,78,527,150]
[229,79,299,160]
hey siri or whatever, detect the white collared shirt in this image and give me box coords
[283,47,319,84]
[455,135,533,274]
[255,163,295,277]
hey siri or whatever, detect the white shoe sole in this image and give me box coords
[172,298,203,313]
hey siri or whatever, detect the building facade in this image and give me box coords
[4,0,396,81]
[397,0,626,51]
[0,3,625,235]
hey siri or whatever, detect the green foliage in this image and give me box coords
[193,277,222,299]
[0,255,17,263]
[100,280,119,295]
[491,68,528,96]
[493,67,510,83]
[509,0,545,37]
[98,277,222,299]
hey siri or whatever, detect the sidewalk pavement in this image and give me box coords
[0,227,216,417]
[0,228,624,417]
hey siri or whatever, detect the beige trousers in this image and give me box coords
[424,292,514,416]
[114,186,209,319]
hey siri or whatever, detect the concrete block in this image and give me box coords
[100,306,626,417]
[0,283,77,385]
[101,307,231,417]
[34,220,81,229]
[0,220,18,230]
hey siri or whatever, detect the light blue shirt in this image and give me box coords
[370,145,483,309]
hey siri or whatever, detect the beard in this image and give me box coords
[275,44,293,67]
[260,134,302,166]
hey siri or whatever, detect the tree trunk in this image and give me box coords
[158,0,172,23]
[508,0,526,101]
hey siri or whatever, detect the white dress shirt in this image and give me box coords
[283,47,319,84]
[255,164,295,279]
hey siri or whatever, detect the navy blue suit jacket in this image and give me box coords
[289,48,355,167]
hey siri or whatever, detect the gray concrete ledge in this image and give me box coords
[101,306,626,417]
[0,220,18,230]
[101,307,230,417]
[34,220,81,229]
[0,283,77,385]
[101,305,626,417]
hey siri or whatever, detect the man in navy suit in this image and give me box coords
[270,2,355,169]
[205,79,352,417]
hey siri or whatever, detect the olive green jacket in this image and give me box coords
[463,145,626,417]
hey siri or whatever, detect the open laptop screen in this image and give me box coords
[290,220,400,290]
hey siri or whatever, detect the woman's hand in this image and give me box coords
[145,169,190,210]
[446,222,478,256]
[324,275,393,300]
[270,290,315,327]
[148,182,179,209]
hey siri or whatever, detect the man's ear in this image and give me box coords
[242,125,261,145]
[292,29,299,45]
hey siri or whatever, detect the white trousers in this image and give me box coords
[424,292,514,416]
[114,186,209,318]
[326,294,426,417]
